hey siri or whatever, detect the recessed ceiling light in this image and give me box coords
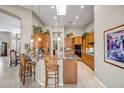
[75,16,79,20]
[54,16,57,19]
[55,22,58,25]
[80,6,84,9]
[51,6,55,9]
[73,22,76,25]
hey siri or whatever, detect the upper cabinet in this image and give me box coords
[34,32,50,49]
[64,37,74,48]
[82,32,94,52]
[74,36,82,45]
[88,32,94,44]
[64,33,74,49]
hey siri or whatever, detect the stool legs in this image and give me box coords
[45,68,59,88]
[34,65,36,80]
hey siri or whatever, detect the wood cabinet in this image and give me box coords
[82,53,94,70]
[43,34,50,49]
[82,37,86,52]
[34,32,50,49]
[88,32,94,48]
[82,32,94,70]
[34,32,39,48]
[82,32,94,50]
[74,36,82,45]
[87,55,94,70]
[82,53,87,64]
[64,37,74,48]
[63,60,77,84]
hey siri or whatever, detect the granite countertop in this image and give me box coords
[63,54,81,61]
[87,53,94,57]
[82,51,94,57]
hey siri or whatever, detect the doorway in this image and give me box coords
[0,10,21,57]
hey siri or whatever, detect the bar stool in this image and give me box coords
[19,54,36,85]
[44,55,59,88]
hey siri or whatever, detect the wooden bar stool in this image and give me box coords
[19,54,36,85]
[44,55,59,88]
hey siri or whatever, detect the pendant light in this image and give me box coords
[38,37,41,41]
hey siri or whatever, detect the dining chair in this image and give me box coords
[10,49,19,66]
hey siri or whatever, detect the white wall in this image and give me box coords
[0,5,32,53]
[49,26,64,57]
[84,21,94,32]
[65,27,83,36]
[31,13,44,49]
[10,33,21,53]
[32,13,43,27]
[95,5,124,87]
[0,32,11,55]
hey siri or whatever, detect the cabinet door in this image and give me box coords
[82,54,85,62]
[34,32,39,48]
[91,57,94,70]
[85,33,89,48]
[84,54,87,64]
[79,37,82,45]
[44,34,50,49]
[74,37,82,45]
[40,33,44,48]
[74,37,79,44]
[82,38,86,52]
[88,56,92,69]
[68,37,73,48]
[88,32,94,48]
[86,55,89,66]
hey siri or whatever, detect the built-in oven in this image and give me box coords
[74,45,81,57]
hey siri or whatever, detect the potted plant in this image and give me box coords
[44,30,50,35]
[33,25,43,35]
[82,32,88,38]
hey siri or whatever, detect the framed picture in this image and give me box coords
[104,24,124,69]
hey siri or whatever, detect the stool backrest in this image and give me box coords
[10,49,17,60]
[20,54,27,67]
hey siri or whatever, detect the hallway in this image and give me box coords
[0,57,102,88]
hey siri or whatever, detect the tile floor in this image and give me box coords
[0,57,103,88]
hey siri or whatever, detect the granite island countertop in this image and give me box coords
[63,54,81,61]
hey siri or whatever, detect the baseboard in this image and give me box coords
[36,77,45,86]
[94,76,107,88]
[36,77,63,86]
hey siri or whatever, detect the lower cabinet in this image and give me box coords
[82,53,94,70]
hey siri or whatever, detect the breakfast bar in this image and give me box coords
[63,54,81,84]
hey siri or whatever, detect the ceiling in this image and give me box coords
[20,5,94,28]
[0,12,21,33]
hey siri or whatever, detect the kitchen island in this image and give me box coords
[35,54,81,87]
[63,54,81,84]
